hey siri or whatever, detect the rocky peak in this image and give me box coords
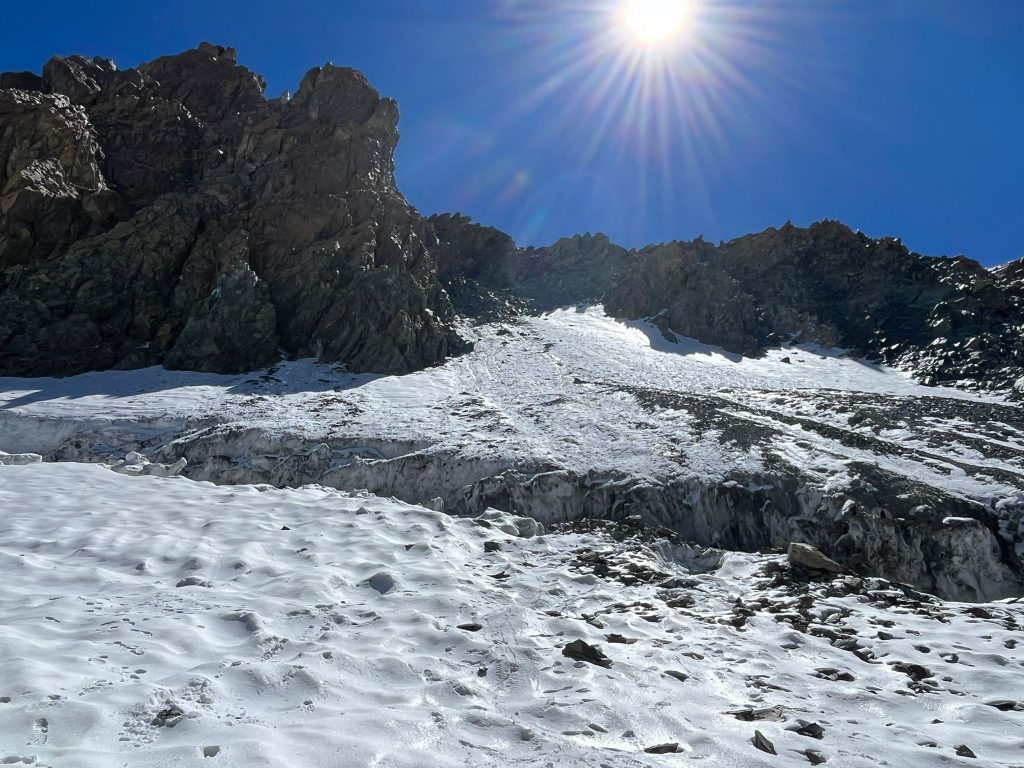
[139,43,266,121]
[0,44,465,377]
[40,55,119,104]
[291,64,393,129]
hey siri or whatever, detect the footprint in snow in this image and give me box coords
[28,717,48,745]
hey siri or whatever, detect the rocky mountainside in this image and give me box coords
[0,44,464,376]
[606,223,1024,394]
[432,216,1024,396]
[2,44,1022,399]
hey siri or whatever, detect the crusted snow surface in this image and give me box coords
[1,462,1022,767]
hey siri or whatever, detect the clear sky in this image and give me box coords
[2,1,1021,264]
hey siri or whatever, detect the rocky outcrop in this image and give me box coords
[429,213,522,321]
[429,213,629,319]
[0,44,465,376]
[506,233,630,310]
[604,221,1024,393]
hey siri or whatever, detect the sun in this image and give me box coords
[623,0,693,45]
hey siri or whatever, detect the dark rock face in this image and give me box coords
[429,213,521,321]
[506,233,630,310]
[429,213,630,321]
[604,221,1024,393]
[0,43,464,376]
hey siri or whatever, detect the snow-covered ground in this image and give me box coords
[1,462,1022,767]
[2,307,1022,600]
[1,310,1023,764]
[0,308,1020,502]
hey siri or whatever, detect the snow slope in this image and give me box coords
[2,307,1022,600]
[0,308,1019,499]
[1,462,1022,767]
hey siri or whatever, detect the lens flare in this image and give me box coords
[471,0,818,244]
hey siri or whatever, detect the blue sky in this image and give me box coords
[2,1,1021,264]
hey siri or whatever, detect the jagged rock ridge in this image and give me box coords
[432,216,1024,395]
[0,43,465,376]
[607,223,1024,394]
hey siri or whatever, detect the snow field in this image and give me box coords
[1,463,1022,767]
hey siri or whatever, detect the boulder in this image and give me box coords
[562,639,612,668]
[788,542,845,574]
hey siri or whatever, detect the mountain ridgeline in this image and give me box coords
[432,214,1024,395]
[2,45,1022,395]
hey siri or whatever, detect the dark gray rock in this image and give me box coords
[0,44,466,377]
[786,720,825,739]
[752,730,776,755]
[788,543,845,574]
[643,743,681,754]
[605,634,638,645]
[562,639,612,667]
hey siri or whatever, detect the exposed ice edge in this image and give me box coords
[1,307,1023,602]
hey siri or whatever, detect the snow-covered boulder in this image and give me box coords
[108,452,187,478]
[476,508,544,538]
